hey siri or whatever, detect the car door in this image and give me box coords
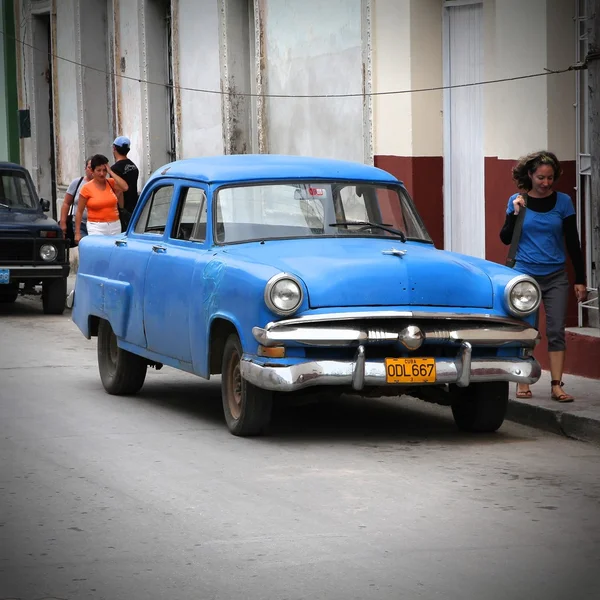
[143,184,209,365]
[104,182,173,347]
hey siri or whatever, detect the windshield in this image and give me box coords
[214,182,432,244]
[0,171,37,210]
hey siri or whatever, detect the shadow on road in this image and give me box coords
[134,374,530,447]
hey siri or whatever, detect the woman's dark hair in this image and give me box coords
[90,154,109,171]
[512,150,562,191]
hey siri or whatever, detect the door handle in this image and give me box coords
[152,245,167,254]
[114,239,127,247]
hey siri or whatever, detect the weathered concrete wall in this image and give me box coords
[79,0,112,162]
[55,0,80,185]
[262,0,365,162]
[176,0,223,158]
[114,0,145,179]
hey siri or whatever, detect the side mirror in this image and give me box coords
[40,198,50,212]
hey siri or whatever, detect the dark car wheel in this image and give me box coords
[451,381,509,433]
[98,319,147,395]
[42,278,67,315]
[221,334,273,436]
[0,290,18,303]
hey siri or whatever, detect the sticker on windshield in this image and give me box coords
[308,187,325,197]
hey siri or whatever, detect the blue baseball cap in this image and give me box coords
[113,135,131,148]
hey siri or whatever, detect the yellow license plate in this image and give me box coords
[385,357,436,384]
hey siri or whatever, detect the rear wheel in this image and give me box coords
[451,381,509,433]
[98,319,147,395]
[42,278,67,315]
[0,288,18,303]
[221,334,273,436]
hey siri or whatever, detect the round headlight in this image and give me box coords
[265,274,303,316]
[505,276,541,316]
[40,244,58,262]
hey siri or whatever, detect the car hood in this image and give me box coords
[0,210,59,229]
[222,238,494,309]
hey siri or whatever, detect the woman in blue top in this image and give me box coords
[500,151,587,402]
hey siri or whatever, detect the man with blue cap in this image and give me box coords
[111,135,139,227]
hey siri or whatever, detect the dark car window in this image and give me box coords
[0,171,37,210]
[134,185,174,235]
[172,187,207,242]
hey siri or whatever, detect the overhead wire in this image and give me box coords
[0,28,593,100]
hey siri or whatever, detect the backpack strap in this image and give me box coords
[506,194,527,268]
[69,177,84,216]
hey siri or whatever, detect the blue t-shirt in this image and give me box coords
[505,192,575,277]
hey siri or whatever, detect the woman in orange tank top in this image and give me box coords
[75,154,129,242]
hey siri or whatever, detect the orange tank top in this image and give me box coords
[79,179,119,222]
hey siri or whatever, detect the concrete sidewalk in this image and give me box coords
[507,370,600,446]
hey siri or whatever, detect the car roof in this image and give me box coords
[0,162,29,172]
[147,154,402,186]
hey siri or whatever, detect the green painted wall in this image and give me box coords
[1,0,19,163]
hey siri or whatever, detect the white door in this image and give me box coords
[443,1,484,257]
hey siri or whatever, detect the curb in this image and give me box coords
[506,398,600,446]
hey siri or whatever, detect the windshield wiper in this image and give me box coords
[328,221,406,243]
[0,202,11,210]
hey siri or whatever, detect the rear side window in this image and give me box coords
[172,187,207,242]
[134,185,174,235]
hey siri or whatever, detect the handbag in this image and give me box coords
[65,177,84,248]
[118,206,132,232]
[505,194,527,268]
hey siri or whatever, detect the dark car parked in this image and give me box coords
[0,162,69,314]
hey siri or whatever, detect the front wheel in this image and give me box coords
[451,381,509,433]
[42,278,67,314]
[221,334,273,436]
[98,319,147,395]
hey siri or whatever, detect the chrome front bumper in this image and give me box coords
[240,342,541,393]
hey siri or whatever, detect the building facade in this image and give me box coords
[11,0,599,376]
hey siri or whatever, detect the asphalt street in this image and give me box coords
[1,296,599,600]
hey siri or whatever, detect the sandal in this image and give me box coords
[550,380,574,403]
[516,385,533,399]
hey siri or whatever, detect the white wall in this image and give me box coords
[373,0,412,157]
[262,0,365,161]
[491,0,549,158]
[410,0,443,157]
[175,0,223,158]
[546,0,576,160]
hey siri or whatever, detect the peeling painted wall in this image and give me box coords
[114,0,145,179]
[262,0,365,162]
[176,0,223,157]
[54,0,81,185]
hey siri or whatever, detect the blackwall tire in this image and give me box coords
[451,381,509,433]
[97,319,147,395]
[42,278,67,315]
[0,291,18,303]
[221,334,273,436]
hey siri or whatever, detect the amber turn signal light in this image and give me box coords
[257,345,285,358]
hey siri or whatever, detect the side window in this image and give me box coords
[134,185,174,235]
[172,187,207,241]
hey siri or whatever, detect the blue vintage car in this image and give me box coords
[72,155,541,436]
